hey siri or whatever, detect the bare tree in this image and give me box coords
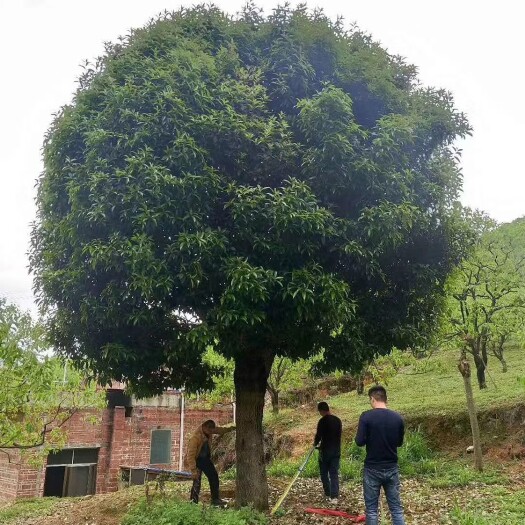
[458,354,483,471]
[448,238,525,389]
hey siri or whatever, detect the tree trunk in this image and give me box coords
[266,383,279,414]
[270,389,279,414]
[458,357,483,472]
[494,351,508,373]
[493,338,508,373]
[481,337,489,369]
[234,352,274,510]
[472,352,487,389]
[357,373,365,395]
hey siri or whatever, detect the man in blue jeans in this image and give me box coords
[314,401,342,504]
[355,386,405,525]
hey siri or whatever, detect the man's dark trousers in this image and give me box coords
[319,451,340,498]
[190,456,220,503]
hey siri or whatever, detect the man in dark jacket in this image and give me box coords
[355,386,405,525]
[314,401,342,503]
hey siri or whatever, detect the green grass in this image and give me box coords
[267,429,439,481]
[451,489,525,525]
[429,464,506,488]
[266,428,510,493]
[0,498,59,523]
[223,467,236,480]
[451,507,492,525]
[122,498,267,525]
[266,346,525,436]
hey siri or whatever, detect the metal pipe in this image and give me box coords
[178,390,185,471]
[231,392,236,424]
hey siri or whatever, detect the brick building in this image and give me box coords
[0,387,233,500]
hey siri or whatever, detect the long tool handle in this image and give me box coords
[270,446,316,516]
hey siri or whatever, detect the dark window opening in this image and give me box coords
[130,468,147,485]
[44,448,99,497]
[106,389,132,409]
[47,449,73,465]
[43,466,65,497]
[73,448,99,464]
[43,465,96,497]
[47,448,98,466]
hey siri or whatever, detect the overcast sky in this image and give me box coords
[1,0,523,313]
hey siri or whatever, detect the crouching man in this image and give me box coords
[186,419,235,506]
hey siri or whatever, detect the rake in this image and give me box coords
[270,446,316,516]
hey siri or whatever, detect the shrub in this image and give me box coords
[122,499,267,525]
[399,428,432,462]
[267,429,434,481]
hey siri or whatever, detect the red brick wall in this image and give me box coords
[0,402,233,500]
[0,449,21,500]
[103,405,233,492]
[16,461,45,499]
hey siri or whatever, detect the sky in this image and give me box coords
[0,0,523,313]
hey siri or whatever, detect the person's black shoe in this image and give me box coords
[211,498,228,507]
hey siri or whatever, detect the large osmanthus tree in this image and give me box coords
[31,4,470,508]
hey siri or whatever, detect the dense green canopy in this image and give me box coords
[33,5,470,390]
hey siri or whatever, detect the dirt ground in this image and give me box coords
[3,488,143,525]
[4,466,525,525]
[272,461,525,524]
[268,477,500,525]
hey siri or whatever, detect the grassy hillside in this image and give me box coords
[266,346,525,447]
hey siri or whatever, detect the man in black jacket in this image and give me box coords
[314,401,342,503]
[355,386,405,525]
